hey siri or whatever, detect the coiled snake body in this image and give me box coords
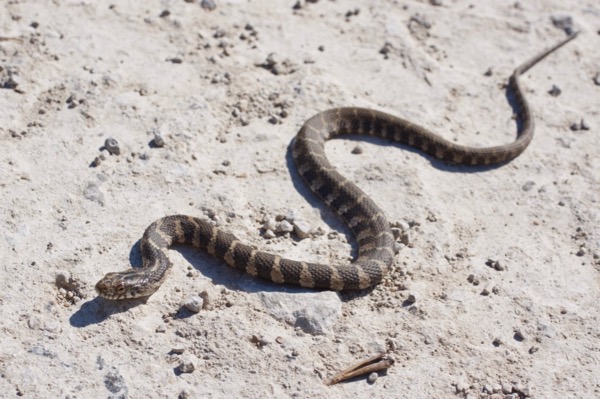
[96,34,577,300]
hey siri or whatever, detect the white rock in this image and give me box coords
[293,220,312,239]
[276,220,294,233]
[183,295,204,313]
[178,358,195,373]
[258,290,342,335]
[285,209,299,222]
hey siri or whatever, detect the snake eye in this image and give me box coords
[116,283,126,294]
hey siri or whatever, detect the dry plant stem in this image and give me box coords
[325,353,395,386]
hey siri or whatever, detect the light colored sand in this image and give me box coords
[1,1,598,398]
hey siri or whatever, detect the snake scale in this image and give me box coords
[96,34,577,300]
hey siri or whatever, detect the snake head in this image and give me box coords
[95,270,155,300]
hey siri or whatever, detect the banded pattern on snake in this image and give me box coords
[95,34,577,300]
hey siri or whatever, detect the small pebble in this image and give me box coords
[492,337,503,346]
[548,85,561,97]
[483,68,493,76]
[104,138,120,155]
[379,42,393,58]
[152,133,165,147]
[580,119,590,130]
[480,285,491,296]
[263,218,278,231]
[576,247,586,257]
[529,346,539,354]
[405,293,416,304]
[293,220,312,239]
[171,347,185,354]
[178,359,195,373]
[3,75,20,89]
[179,389,192,399]
[183,295,204,313]
[514,330,525,341]
[66,93,78,108]
[367,372,378,383]
[155,325,166,333]
[594,73,600,86]
[276,220,294,234]
[264,229,276,239]
[351,145,363,154]
[396,220,410,231]
[199,290,211,308]
[201,0,217,11]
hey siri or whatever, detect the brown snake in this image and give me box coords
[96,34,577,300]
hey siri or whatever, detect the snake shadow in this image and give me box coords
[69,295,149,328]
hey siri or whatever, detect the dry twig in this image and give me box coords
[325,352,395,386]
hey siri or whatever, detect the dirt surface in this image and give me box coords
[1,1,599,398]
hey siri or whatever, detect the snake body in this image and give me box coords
[95,34,577,300]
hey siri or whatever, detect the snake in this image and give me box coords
[95,34,577,300]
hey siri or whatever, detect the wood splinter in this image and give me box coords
[325,352,395,386]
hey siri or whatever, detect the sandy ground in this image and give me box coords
[1,1,599,398]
